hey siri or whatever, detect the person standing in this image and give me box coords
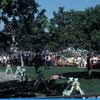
[33,52,44,73]
[86,53,91,76]
[45,55,51,69]
[5,61,13,75]
[33,71,49,91]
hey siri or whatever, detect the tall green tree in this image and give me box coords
[0,0,49,52]
[49,5,100,52]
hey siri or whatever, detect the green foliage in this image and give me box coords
[0,0,49,52]
[0,32,11,51]
[49,5,100,52]
[0,0,100,52]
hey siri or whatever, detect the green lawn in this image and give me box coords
[0,66,100,94]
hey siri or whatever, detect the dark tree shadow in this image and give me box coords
[1,71,100,97]
[61,71,100,79]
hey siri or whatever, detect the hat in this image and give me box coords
[68,77,73,83]
[74,78,78,82]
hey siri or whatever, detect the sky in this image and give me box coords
[36,0,100,19]
[0,0,100,31]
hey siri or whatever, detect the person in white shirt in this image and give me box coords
[62,77,85,96]
[5,62,13,75]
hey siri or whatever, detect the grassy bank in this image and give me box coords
[0,66,100,94]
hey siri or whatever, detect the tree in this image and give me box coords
[0,31,11,52]
[49,5,100,52]
[0,0,49,52]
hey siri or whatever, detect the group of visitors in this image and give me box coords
[0,53,33,67]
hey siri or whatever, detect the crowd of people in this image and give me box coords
[0,53,33,67]
[0,50,100,75]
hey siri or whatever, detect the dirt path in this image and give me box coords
[0,72,20,82]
